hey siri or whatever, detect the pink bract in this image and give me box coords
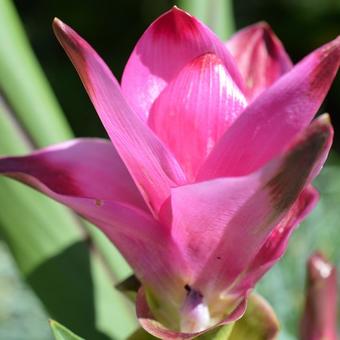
[300,252,337,340]
[0,7,338,338]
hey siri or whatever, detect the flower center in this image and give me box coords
[180,285,211,333]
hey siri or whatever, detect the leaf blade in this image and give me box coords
[50,320,85,340]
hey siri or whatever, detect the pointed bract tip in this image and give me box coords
[52,17,81,52]
[256,21,272,31]
[52,17,64,30]
[170,5,181,13]
[332,35,340,53]
[52,17,69,40]
[311,114,333,139]
[169,5,193,18]
[320,35,340,59]
[318,113,331,125]
[48,319,55,326]
[239,21,273,36]
[301,251,337,340]
[171,5,184,12]
[330,35,340,48]
[308,252,335,281]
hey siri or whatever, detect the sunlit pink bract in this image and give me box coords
[0,7,339,338]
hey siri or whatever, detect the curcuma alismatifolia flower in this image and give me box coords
[300,252,337,340]
[0,7,339,338]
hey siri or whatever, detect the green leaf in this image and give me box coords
[0,0,72,146]
[0,97,137,339]
[0,0,136,338]
[176,0,235,40]
[50,320,84,340]
[229,294,280,340]
[212,324,234,340]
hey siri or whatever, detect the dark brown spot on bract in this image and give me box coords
[267,124,329,213]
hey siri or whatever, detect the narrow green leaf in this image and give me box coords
[177,0,235,40]
[0,0,132,281]
[0,96,81,276]
[0,97,137,339]
[0,0,72,146]
[212,324,234,339]
[0,0,136,337]
[50,320,85,340]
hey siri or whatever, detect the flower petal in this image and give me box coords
[53,19,186,215]
[0,138,146,209]
[198,37,339,180]
[136,287,246,339]
[170,116,332,299]
[226,22,292,100]
[234,186,319,294]
[0,139,188,304]
[148,53,246,180]
[121,7,244,120]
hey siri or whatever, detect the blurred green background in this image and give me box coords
[0,0,339,339]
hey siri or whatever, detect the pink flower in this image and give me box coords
[0,7,338,337]
[300,252,337,340]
